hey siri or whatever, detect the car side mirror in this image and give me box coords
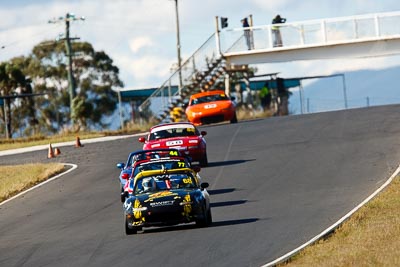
[138,137,146,143]
[186,156,193,163]
[120,191,128,203]
[193,166,201,173]
[117,163,125,169]
[200,182,209,189]
[201,131,207,136]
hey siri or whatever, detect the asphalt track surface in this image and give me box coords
[1,104,400,267]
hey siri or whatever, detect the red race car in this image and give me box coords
[138,122,208,166]
[185,90,237,126]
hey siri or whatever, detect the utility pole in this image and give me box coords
[48,13,85,126]
[173,0,183,95]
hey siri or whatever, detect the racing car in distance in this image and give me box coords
[123,168,212,235]
[116,149,187,193]
[138,122,208,167]
[120,155,198,203]
[185,90,237,126]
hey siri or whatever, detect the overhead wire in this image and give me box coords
[0,22,62,53]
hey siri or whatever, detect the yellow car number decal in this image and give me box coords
[183,178,192,184]
[178,162,185,168]
[169,151,179,156]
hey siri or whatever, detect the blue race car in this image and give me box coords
[116,149,188,192]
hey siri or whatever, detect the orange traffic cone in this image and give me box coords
[48,143,54,158]
[54,147,61,156]
[75,136,83,148]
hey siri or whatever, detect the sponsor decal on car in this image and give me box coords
[150,200,175,207]
[166,140,183,146]
[145,191,178,202]
[182,194,192,218]
[133,199,146,224]
[204,103,217,109]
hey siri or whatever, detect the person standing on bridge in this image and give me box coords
[241,17,253,50]
[272,14,286,47]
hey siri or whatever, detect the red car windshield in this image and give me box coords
[149,126,198,140]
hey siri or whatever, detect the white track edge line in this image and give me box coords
[261,163,400,267]
[0,163,78,206]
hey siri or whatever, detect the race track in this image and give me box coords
[1,104,400,267]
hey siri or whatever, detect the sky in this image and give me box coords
[1,0,400,90]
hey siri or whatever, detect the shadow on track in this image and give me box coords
[207,159,255,168]
[208,188,236,195]
[211,218,259,227]
[210,199,247,208]
[138,217,259,235]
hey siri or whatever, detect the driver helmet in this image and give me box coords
[142,178,156,192]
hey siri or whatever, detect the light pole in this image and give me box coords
[173,0,183,95]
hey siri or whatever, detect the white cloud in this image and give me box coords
[115,54,174,88]
[129,37,154,54]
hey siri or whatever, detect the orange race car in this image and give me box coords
[185,90,237,126]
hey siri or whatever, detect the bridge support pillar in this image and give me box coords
[225,73,231,96]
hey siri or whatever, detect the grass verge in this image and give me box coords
[279,175,400,266]
[0,133,104,151]
[0,122,151,151]
[0,163,65,203]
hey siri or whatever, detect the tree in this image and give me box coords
[0,61,30,138]
[0,40,124,138]
[28,40,124,132]
[8,57,40,136]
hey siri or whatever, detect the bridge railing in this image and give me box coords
[138,34,219,119]
[220,11,400,54]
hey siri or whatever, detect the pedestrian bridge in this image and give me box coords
[136,10,400,120]
[220,10,400,65]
